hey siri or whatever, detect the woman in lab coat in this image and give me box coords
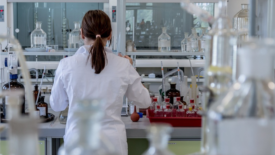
[50,10,151,155]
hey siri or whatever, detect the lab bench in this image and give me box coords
[0,109,201,155]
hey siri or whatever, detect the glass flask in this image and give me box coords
[142,124,174,155]
[30,22,47,48]
[172,97,179,117]
[233,4,248,41]
[190,28,199,52]
[58,99,119,155]
[163,98,172,117]
[186,107,196,117]
[199,27,207,52]
[189,99,197,114]
[59,107,68,124]
[150,97,158,111]
[158,27,171,52]
[181,32,190,52]
[68,22,82,49]
[207,0,237,96]
[207,39,275,155]
[36,96,48,118]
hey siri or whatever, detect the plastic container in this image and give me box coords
[147,110,201,127]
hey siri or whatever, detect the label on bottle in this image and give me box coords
[70,36,80,45]
[37,107,46,116]
[157,105,161,109]
[191,41,198,49]
[34,37,45,45]
[217,119,275,155]
[179,105,183,109]
[166,105,170,109]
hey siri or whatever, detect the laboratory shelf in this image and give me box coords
[136,59,204,68]
[23,51,76,56]
[141,77,204,83]
[126,51,205,56]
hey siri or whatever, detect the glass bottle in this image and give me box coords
[2,74,25,120]
[207,39,275,155]
[186,107,196,117]
[58,99,119,155]
[190,28,199,52]
[142,124,174,155]
[189,99,196,114]
[207,0,237,96]
[33,84,41,117]
[163,98,172,117]
[199,27,207,52]
[154,100,163,117]
[36,96,48,118]
[166,83,180,105]
[172,97,180,117]
[158,27,171,52]
[181,32,190,52]
[59,107,68,124]
[68,22,82,49]
[31,21,47,48]
[150,97,158,111]
[176,97,185,117]
[233,4,248,41]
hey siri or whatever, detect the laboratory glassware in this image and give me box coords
[181,32,190,52]
[142,124,174,155]
[190,28,199,52]
[186,107,196,117]
[163,98,172,117]
[2,74,25,120]
[176,97,185,117]
[131,106,140,122]
[154,100,163,117]
[207,38,275,155]
[36,96,48,118]
[207,0,237,96]
[30,21,47,49]
[166,83,180,105]
[189,99,196,113]
[68,22,82,49]
[59,107,68,124]
[150,97,158,111]
[233,4,248,41]
[58,99,119,155]
[199,27,207,52]
[172,97,179,117]
[158,27,171,52]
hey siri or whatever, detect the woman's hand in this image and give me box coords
[118,53,133,65]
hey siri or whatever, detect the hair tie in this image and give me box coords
[96,34,101,38]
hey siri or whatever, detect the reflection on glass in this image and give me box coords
[13,2,106,49]
[126,3,215,51]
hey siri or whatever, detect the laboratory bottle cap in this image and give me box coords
[10,74,18,80]
[153,98,158,102]
[165,98,170,102]
[176,97,181,102]
[190,99,194,103]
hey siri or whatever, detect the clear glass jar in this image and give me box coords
[68,22,82,49]
[142,124,174,155]
[30,21,47,48]
[190,28,199,52]
[199,27,207,52]
[233,4,248,41]
[207,39,275,155]
[158,27,171,52]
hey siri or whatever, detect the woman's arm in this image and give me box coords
[125,63,151,108]
[50,59,69,111]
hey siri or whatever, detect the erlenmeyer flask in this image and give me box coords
[207,38,275,155]
[58,99,118,155]
[142,124,174,155]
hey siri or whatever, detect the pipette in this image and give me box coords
[188,58,194,76]
[177,62,180,81]
[161,61,165,96]
[35,66,46,105]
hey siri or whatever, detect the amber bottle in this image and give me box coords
[166,83,180,104]
[36,96,48,118]
[33,84,41,116]
[2,74,25,119]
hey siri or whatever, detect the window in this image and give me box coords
[137,9,153,24]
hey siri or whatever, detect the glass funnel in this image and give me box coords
[68,22,82,49]
[233,4,248,41]
[58,99,118,155]
[207,38,275,155]
[158,27,171,52]
[142,124,174,155]
[30,21,47,48]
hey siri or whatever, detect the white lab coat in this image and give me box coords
[50,45,151,155]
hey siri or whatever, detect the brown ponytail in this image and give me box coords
[81,10,112,74]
